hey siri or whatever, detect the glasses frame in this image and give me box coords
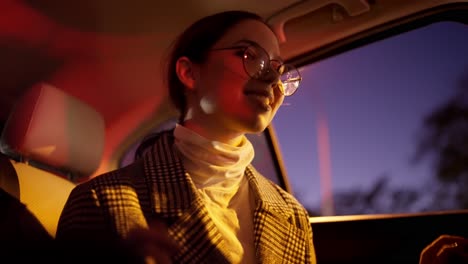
[210,44,301,96]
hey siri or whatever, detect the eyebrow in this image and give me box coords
[233,39,259,47]
[233,39,283,61]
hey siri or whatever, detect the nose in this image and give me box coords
[263,72,284,97]
[260,64,281,86]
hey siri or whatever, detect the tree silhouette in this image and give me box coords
[329,175,421,216]
[413,68,468,209]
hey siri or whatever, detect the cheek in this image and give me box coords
[218,54,248,80]
[201,57,246,89]
[197,75,247,114]
[195,56,250,111]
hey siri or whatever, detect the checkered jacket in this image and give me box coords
[56,131,316,263]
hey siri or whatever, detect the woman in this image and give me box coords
[56,10,315,264]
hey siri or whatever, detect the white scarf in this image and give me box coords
[173,124,254,192]
[173,124,257,264]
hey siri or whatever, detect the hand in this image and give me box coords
[125,219,179,264]
[419,235,468,264]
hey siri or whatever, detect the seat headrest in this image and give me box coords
[0,83,105,178]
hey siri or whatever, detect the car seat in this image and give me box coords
[0,82,105,237]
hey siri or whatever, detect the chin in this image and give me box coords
[242,119,270,134]
[230,113,273,134]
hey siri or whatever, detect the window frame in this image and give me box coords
[268,3,468,209]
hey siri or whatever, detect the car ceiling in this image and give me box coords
[0,0,461,173]
[0,0,298,123]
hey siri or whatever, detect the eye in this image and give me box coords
[244,46,259,62]
[234,49,245,58]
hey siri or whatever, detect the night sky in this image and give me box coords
[273,21,468,214]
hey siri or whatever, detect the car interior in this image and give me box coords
[1,0,467,263]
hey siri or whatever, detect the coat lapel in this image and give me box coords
[246,166,308,263]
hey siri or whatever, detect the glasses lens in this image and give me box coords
[280,65,301,96]
[243,46,301,96]
[243,46,269,79]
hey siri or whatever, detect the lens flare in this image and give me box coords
[200,96,217,114]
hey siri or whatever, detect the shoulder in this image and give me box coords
[135,129,175,159]
[249,166,309,215]
[270,179,309,217]
[249,166,299,200]
[70,159,145,198]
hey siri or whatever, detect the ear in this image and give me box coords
[175,57,197,90]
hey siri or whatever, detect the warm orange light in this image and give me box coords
[12,162,76,237]
[316,113,335,216]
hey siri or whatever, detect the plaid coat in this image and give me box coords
[56,131,316,263]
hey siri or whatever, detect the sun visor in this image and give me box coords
[1,82,105,179]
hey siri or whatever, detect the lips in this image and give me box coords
[244,88,274,111]
[244,88,273,100]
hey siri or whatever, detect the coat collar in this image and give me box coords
[141,130,198,216]
[246,166,294,221]
[141,130,293,221]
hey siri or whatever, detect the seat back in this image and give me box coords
[0,82,105,237]
[0,152,52,243]
[0,152,20,199]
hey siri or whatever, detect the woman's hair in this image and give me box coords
[165,10,265,123]
[135,11,268,159]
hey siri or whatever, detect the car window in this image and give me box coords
[273,21,468,216]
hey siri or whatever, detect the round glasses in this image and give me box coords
[211,44,302,96]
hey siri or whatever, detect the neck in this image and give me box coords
[182,120,244,146]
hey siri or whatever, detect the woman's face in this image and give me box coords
[185,19,284,141]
